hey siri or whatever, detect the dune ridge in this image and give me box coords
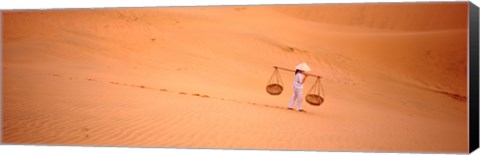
[272,2,468,31]
[2,3,469,153]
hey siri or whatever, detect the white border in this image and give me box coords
[0,145,464,155]
[0,0,471,10]
[0,0,479,155]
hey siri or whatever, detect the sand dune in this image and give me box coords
[2,3,469,153]
[273,3,468,31]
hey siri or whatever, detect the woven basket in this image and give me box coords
[306,94,324,106]
[266,84,283,95]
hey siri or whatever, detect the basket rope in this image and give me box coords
[308,77,325,98]
[267,67,283,86]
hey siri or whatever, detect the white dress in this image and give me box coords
[288,73,304,110]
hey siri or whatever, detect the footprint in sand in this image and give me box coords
[97,79,220,102]
[280,45,308,54]
[81,127,89,132]
[247,102,257,105]
[191,93,210,98]
[49,73,61,77]
[81,127,90,138]
[69,76,288,112]
[53,75,217,101]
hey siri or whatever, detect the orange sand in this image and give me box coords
[2,2,469,153]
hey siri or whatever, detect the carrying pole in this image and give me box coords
[273,66,322,78]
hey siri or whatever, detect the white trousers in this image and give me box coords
[288,87,303,110]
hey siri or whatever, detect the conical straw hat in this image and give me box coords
[295,62,311,72]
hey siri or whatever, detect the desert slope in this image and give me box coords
[2,3,469,153]
[273,3,468,31]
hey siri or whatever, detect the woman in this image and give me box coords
[288,69,308,112]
